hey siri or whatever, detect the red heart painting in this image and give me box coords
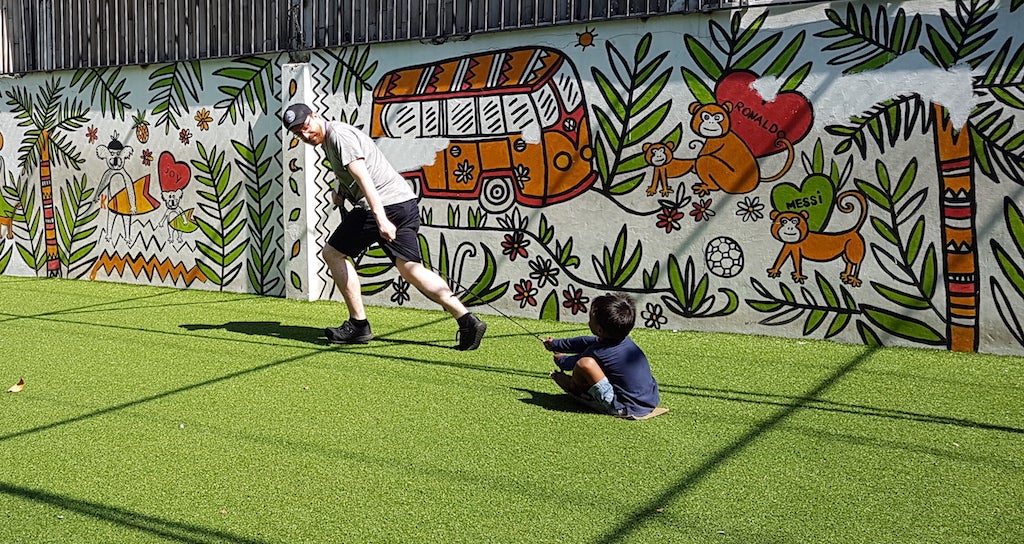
[158,151,191,192]
[715,70,813,158]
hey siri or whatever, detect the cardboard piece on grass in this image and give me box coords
[565,390,668,420]
[618,406,669,421]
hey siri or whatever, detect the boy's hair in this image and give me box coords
[591,292,636,341]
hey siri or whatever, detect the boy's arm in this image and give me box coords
[549,335,598,354]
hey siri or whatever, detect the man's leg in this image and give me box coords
[323,244,366,319]
[322,244,373,343]
[393,258,467,317]
[395,258,486,350]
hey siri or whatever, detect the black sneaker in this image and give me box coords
[455,314,487,351]
[325,320,373,344]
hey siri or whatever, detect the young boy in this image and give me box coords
[543,292,660,418]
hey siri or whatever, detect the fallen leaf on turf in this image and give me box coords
[7,378,24,393]
[219,509,229,515]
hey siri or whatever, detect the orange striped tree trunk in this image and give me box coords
[931,104,977,352]
[39,129,60,277]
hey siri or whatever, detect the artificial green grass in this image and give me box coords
[1,276,1021,543]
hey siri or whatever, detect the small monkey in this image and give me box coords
[767,191,868,287]
[642,142,689,196]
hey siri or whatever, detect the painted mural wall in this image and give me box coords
[1,0,1023,356]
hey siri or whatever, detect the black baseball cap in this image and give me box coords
[283,103,313,130]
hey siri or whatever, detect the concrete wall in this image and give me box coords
[2,0,1023,355]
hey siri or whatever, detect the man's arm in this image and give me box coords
[346,158,396,242]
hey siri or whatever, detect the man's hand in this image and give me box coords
[377,216,397,242]
[331,190,344,208]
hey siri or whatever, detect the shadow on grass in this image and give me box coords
[512,387,593,414]
[660,383,1024,435]
[180,319,546,350]
[591,346,879,544]
[181,319,454,348]
[181,321,327,344]
[0,481,267,544]
[0,290,178,325]
[0,350,321,443]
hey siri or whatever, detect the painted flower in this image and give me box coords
[513,164,530,183]
[690,198,715,222]
[656,206,685,233]
[194,108,213,131]
[141,149,154,166]
[179,128,192,145]
[390,278,410,305]
[736,196,765,222]
[501,231,530,261]
[513,279,538,308]
[641,302,668,329]
[529,256,560,288]
[86,126,99,144]
[453,160,474,184]
[562,284,589,315]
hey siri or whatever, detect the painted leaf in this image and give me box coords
[856,321,883,347]
[992,241,1024,300]
[804,309,827,335]
[872,282,932,309]
[540,290,560,321]
[684,35,723,80]
[990,279,1024,347]
[861,305,944,345]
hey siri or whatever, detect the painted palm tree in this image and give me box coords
[819,0,1024,351]
[4,78,88,277]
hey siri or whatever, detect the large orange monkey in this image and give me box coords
[674,101,794,197]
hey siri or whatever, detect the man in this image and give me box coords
[283,102,487,350]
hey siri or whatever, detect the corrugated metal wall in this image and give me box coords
[0,0,759,74]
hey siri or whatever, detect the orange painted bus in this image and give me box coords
[371,46,595,213]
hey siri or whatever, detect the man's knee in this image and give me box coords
[323,244,348,263]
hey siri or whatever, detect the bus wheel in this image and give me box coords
[480,177,515,214]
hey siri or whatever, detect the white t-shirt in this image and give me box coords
[322,122,415,209]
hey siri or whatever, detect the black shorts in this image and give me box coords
[327,199,422,263]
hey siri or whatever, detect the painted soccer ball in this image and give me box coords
[705,236,744,278]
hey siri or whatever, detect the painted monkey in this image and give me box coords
[684,102,794,197]
[767,191,868,287]
[642,142,690,196]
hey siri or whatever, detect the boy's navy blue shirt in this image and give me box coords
[550,335,660,417]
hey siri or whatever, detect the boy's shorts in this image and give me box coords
[328,199,421,263]
[582,378,624,416]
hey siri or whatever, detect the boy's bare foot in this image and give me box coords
[550,371,575,395]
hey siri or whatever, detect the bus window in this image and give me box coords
[446,97,478,136]
[555,66,583,111]
[479,95,507,135]
[532,84,560,129]
[381,102,419,137]
[503,94,538,135]
[422,100,442,137]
